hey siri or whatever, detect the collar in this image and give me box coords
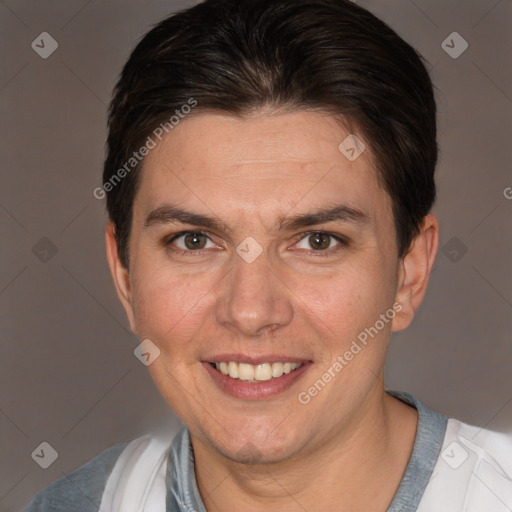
[166,390,448,512]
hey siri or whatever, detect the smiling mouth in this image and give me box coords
[209,361,304,382]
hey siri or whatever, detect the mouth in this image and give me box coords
[203,357,311,400]
[209,361,303,381]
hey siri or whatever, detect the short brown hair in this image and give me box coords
[104,0,437,268]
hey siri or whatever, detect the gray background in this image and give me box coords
[1,1,510,510]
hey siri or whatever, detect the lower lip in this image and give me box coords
[202,361,312,400]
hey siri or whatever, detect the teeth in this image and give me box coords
[213,361,303,381]
[228,361,239,379]
[272,362,284,378]
[254,363,272,381]
[238,363,255,381]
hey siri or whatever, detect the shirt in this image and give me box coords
[23,390,512,511]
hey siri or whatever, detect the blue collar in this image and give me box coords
[385,390,448,511]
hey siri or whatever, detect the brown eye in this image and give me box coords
[183,232,207,249]
[308,232,332,250]
[295,231,346,252]
[170,231,215,251]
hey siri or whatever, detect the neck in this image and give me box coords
[192,389,418,512]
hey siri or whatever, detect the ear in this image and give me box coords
[105,222,137,333]
[392,214,439,332]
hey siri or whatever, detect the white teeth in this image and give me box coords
[228,361,239,379]
[271,362,284,377]
[254,363,272,381]
[212,361,303,381]
[238,363,255,381]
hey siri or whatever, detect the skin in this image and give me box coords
[106,110,438,511]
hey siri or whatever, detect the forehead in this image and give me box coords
[134,110,390,226]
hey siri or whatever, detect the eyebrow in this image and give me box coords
[144,204,368,232]
[277,204,368,231]
[144,205,230,232]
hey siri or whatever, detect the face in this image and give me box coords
[108,110,420,464]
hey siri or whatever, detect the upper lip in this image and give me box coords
[204,354,312,365]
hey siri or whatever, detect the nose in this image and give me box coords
[214,252,294,337]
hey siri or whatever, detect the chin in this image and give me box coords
[201,421,307,466]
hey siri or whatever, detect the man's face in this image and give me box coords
[115,110,405,463]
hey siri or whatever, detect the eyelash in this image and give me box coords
[164,230,216,257]
[164,230,350,256]
[293,231,350,256]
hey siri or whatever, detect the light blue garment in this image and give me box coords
[24,390,448,511]
[386,390,448,511]
[23,441,127,511]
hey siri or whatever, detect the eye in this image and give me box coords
[295,231,343,251]
[168,231,217,251]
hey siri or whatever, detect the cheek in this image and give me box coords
[130,266,217,355]
[289,262,397,383]
[296,260,393,333]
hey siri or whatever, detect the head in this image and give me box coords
[104,0,438,463]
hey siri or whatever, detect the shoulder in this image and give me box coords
[448,418,512,474]
[419,418,512,511]
[23,441,128,512]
